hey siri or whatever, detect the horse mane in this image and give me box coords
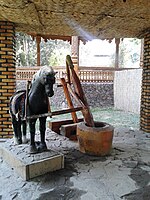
[32,66,55,84]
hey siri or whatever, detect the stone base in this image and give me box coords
[0,139,64,180]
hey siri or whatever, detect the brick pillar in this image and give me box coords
[0,21,16,137]
[71,36,79,74]
[140,32,150,132]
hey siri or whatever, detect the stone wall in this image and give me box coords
[50,83,114,109]
[0,21,16,137]
[16,82,114,109]
[114,69,142,114]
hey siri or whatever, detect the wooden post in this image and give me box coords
[36,36,41,66]
[115,38,120,68]
[71,36,79,74]
[60,78,78,123]
[140,39,144,68]
[66,55,95,127]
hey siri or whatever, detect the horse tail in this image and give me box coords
[10,90,26,121]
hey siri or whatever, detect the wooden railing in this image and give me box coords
[79,67,114,82]
[16,67,40,80]
[16,66,114,83]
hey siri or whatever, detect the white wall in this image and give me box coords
[114,69,142,114]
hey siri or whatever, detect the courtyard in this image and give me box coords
[0,108,149,200]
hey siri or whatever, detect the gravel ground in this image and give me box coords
[48,107,140,129]
[1,108,149,200]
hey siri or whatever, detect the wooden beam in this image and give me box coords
[60,123,78,140]
[36,36,41,66]
[29,33,72,43]
[28,33,88,44]
[115,38,120,68]
[71,36,79,74]
[66,55,95,127]
[48,118,83,134]
[25,107,83,120]
[60,78,78,123]
[140,39,144,68]
[67,83,86,108]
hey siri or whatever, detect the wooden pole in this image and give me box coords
[36,36,41,66]
[60,78,78,123]
[66,55,95,127]
[115,38,120,68]
[140,39,144,68]
[24,107,83,120]
[71,36,79,75]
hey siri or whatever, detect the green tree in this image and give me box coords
[119,38,141,68]
[16,32,36,66]
[15,32,71,67]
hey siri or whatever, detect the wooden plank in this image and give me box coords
[66,61,71,84]
[67,83,86,108]
[36,36,41,66]
[25,107,83,120]
[60,78,78,123]
[66,55,95,127]
[60,123,78,140]
[48,118,83,134]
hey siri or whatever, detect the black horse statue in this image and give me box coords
[10,66,56,153]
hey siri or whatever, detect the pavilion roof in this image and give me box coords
[0,0,149,40]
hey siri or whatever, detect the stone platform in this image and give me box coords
[0,139,64,180]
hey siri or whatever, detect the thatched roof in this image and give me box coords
[0,0,149,39]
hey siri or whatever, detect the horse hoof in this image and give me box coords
[14,137,22,145]
[40,142,48,152]
[22,136,28,144]
[29,145,38,154]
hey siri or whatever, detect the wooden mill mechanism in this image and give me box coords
[25,55,95,139]
[25,55,114,155]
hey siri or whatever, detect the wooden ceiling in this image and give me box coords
[0,0,149,39]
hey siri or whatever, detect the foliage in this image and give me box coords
[15,32,141,68]
[15,32,37,66]
[15,32,71,66]
[119,38,141,68]
[79,38,141,68]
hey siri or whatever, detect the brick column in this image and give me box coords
[0,21,16,137]
[140,32,150,132]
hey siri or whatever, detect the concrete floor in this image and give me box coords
[0,126,150,200]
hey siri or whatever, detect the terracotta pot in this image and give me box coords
[77,121,114,156]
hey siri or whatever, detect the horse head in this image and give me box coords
[32,66,56,97]
[43,72,56,97]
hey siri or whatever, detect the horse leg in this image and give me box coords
[39,117,47,151]
[12,115,22,144]
[29,119,38,153]
[22,120,28,144]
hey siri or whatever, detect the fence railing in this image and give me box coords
[16,66,115,83]
[79,67,114,82]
